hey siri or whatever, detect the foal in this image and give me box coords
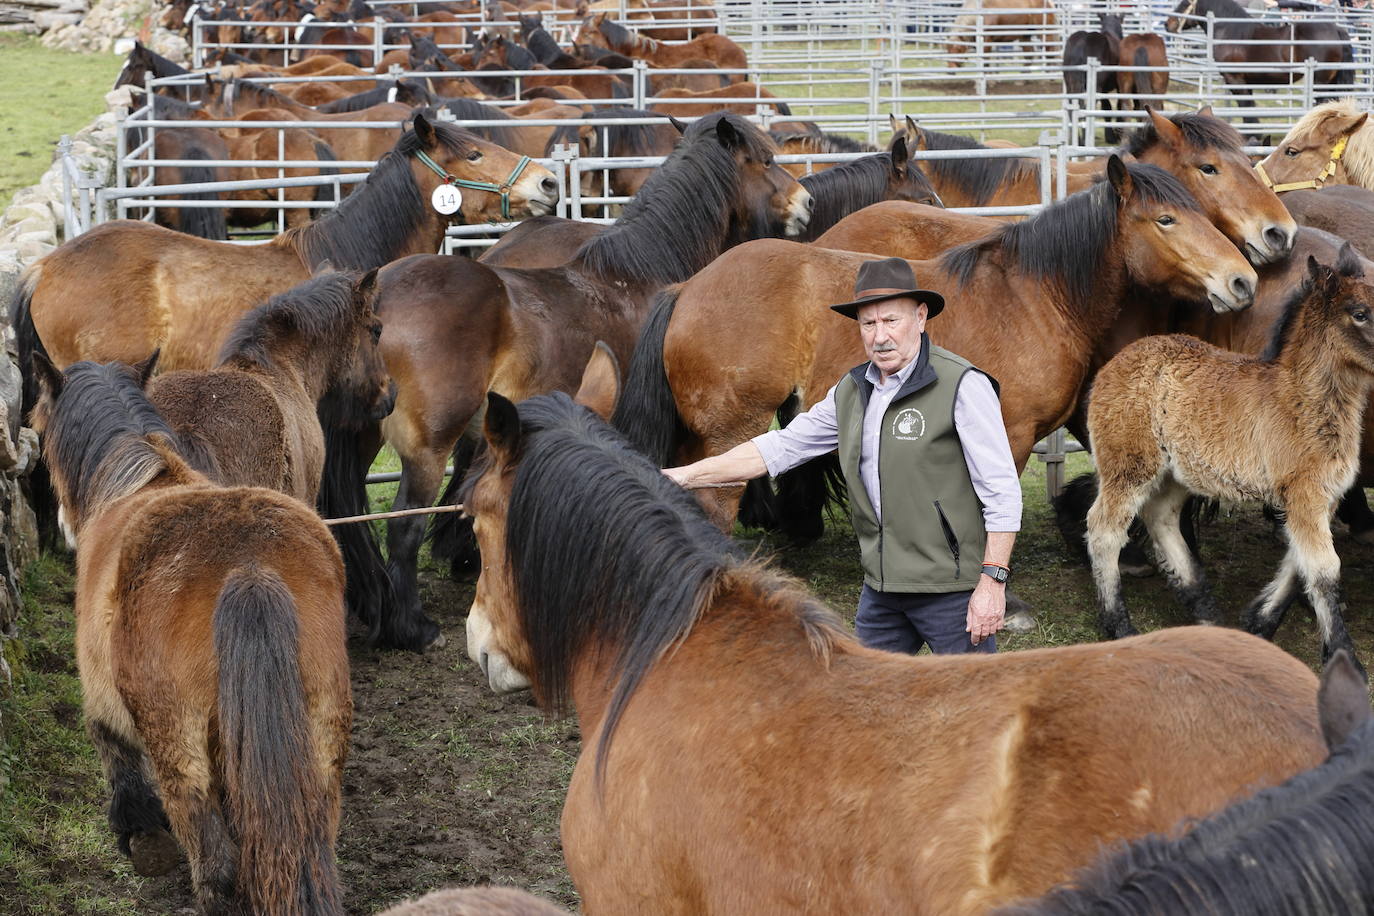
[32,356,350,915]
[147,269,391,506]
[1087,246,1374,670]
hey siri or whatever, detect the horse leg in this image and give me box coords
[1240,545,1302,641]
[1086,475,1154,639]
[1285,501,1365,676]
[87,717,179,873]
[1335,484,1374,545]
[383,444,447,652]
[1138,480,1221,625]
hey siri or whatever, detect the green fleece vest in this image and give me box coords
[835,338,992,593]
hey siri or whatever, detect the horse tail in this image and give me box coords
[311,140,340,208]
[10,265,62,551]
[610,287,687,465]
[214,565,343,915]
[1131,46,1151,102]
[774,100,794,117]
[177,149,228,241]
[426,434,481,576]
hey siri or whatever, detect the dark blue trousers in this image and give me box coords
[855,585,996,655]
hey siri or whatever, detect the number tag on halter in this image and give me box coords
[431,183,462,215]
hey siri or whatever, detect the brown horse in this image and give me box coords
[1117,34,1169,115]
[902,121,1095,209]
[33,355,350,914]
[576,10,746,79]
[356,112,810,651]
[1088,247,1374,673]
[946,0,1056,64]
[1254,99,1372,195]
[428,96,589,160]
[649,83,796,121]
[148,269,391,506]
[771,130,876,179]
[220,117,342,230]
[14,116,555,374]
[459,387,1324,913]
[610,158,1256,531]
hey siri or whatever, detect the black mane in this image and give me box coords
[290,121,481,270]
[218,272,358,372]
[316,79,432,113]
[425,97,522,151]
[596,14,635,51]
[525,26,578,67]
[460,392,844,779]
[574,112,781,286]
[770,130,873,155]
[40,361,182,525]
[1121,110,1244,157]
[940,162,1200,307]
[221,78,303,116]
[999,718,1374,915]
[917,128,1040,206]
[554,107,676,159]
[798,152,933,240]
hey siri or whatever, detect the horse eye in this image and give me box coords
[467,150,482,161]
[1354,309,1370,323]
[1285,147,1299,158]
[1156,215,1176,227]
[1199,163,1218,175]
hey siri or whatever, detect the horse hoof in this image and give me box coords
[1003,610,1037,634]
[129,829,182,877]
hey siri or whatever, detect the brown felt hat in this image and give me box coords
[830,257,945,320]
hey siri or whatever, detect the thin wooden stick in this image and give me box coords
[323,504,465,526]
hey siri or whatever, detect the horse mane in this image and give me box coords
[917,128,1039,207]
[149,93,203,120]
[1260,243,1364,362]
[1121,110,1244,157]
[596,14,636,51]
[560,107,672,157]
[800,153,907,238]
[574,112,778,286]
[459,391,846,780]
[38,361,188,526]
[317,80,431,113]
[426,97,521,151]
[217,272,358,372]
[999,718,1374,915]
[287,121,480,271]
[770,130,875,155]
[222,78,301,116]
[940,162,1201,307]
[525,26,577,66]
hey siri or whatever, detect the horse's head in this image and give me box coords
[1108,155,1256,313]
[1255,103,1369,199]
[113,42,152,90]
[334,268,395,423]
[1165,0,1199,33]
[1305,245,1374,373]
[710,115,812,240]
[475,33,509,69]
[574,12,610,49]
[886,134,943,208]
[462,348,621,695]
[407,114,559,223]
[1129,107,1296,266]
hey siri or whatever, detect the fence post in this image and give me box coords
[1303,57,1315,111]
[373,20,384,70]
[1042,427,1068,500]
[868,60,883,147]
[551,143,575,220]
[57,136,76,240]
[1037,131,1053,207]
[632,59,649,108]
[1085,57,1098,148]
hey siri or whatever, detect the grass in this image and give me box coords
[0,34,124,211]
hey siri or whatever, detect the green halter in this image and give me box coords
[413,148,533,222]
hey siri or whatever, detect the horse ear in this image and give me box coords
[484,391,522,459]
[1318,649,1371,751]
[1106,154,1133,201]
[32,351,64,403]
[1147,107,1183,147]
[356,267,379,303]
[888,112,899,134]
[906,116,927,152]
[715,116,742,150]
[574,341,620,420]
[313,258,335,276]
[1345,111,1371,137]
[668,116,686,135]
[1197,104,1214,118]
[413,112,437,148]
[890,135,909,177]
[133,348,160,388]
[1338,241,1365,279]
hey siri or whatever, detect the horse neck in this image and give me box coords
[1276,313,1374,443]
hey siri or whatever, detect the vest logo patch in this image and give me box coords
[892,408,926,441]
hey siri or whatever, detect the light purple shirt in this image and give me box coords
[752,348,1022,532]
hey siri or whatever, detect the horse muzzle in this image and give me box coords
[466,604,531,694]
[1242,220,1297,267]
[370,379,399,422]
[1206,269,1257,313]
[784,187,814,238]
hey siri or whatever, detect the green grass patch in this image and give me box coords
[0,35,123,210]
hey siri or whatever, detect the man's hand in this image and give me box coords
[966,576,1006,646]
[663,466,691,487]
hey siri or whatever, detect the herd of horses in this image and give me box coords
[15,0,1374,910]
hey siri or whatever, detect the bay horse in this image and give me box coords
[361,112,811,651]
[576,11,747,79]
[902,122,1096,209]
[1254,99,1372,195]
[32,355,350,914]
[770,130,875,179]
[460,386,1325,913]
[1087,246,1374,671]
[610,158,1257,532]
[648,83,798,123]
[428,96,589,160]
[1000,651,1374,915]
[1116,34,1169,116]
[945,0,1056,65]
[1062,14,1121,143]
[1166,0,1352,125]
[148,269,392,506]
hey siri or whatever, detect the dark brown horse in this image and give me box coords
[353,113,811,651]
[148,269,392,505]
[576,11,746,78]
[459,386,1324,913]
[33,355,350,914]
[611,159,1256,531]
[1117,34,1169,116]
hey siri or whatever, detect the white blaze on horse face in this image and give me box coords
[466,599,531,694]
[784,185,813,238]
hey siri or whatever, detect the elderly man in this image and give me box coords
[665,258,1022,654]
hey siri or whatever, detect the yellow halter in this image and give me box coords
[1255,133,1350,193]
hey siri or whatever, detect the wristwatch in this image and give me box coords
[981,564,1011,584]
